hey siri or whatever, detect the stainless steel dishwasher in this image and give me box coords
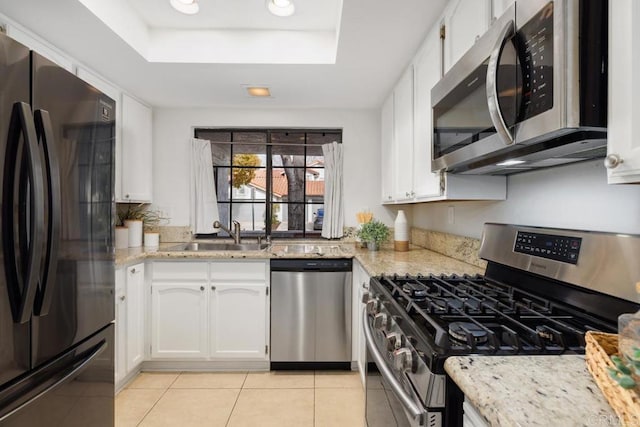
[270,259,352,369]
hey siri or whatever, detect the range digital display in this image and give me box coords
[514,231,581,264]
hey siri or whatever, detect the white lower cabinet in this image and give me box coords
[210,282,268,359]
[115,263,145,389]
[151,282,208,359]
[463,399,489,427]
[150,260,269,362]
[352,259,370,387]
[115,268,127,387]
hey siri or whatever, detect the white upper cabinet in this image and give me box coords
[491,0,515,22]
[606,0,640,184]
[413,26,444,200]
[443,0,491,73]
[121,94,153,202]
[381,95,395,203]
[392,66,415,201]
[380,2,506,204]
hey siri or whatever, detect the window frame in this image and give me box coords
[193,128,342,238]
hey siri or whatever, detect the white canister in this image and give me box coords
[394,210,409,252]
[115,226,129,249]
[124,219,143,248]
[144,232,160,248]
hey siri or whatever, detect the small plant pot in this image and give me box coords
[115,226,129,249]
[144,232,160,248]
[368,241,379,251]
[124,219,143,248]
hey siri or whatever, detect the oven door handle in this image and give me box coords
[486,19,515,146]
[363,308,426,421]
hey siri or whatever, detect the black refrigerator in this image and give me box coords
[0,32,115,426]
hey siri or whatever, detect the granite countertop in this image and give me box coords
[115,241,483,277]
[445,355,618,427]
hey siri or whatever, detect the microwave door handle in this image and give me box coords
[486,19,515,146]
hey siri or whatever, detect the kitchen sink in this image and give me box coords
[166,242,269,251]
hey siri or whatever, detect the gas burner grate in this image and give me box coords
[375,273,606,355]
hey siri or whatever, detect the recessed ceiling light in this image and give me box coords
[246,87,272,97]
[170,0,199,15]
[496,159,526,166]
[267,0,295,17]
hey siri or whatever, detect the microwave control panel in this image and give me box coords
[514,231,581,264]
[517,1,554,121]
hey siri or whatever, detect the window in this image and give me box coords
[194,128,342,238]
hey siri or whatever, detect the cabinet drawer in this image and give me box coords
[152,262,208,281]
[210,261,267,281]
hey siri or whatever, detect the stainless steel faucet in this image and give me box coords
[213,220,242,244]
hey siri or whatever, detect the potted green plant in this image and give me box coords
[117,204,168,248]
[357,220,390,251]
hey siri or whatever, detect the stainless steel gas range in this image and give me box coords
[363,223,640,427]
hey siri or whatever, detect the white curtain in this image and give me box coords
[321,141,344,239]
[190,138,219,234]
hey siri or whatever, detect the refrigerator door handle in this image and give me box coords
[0,338,107,422]
[33,109,61,316]
[2,102,45,324]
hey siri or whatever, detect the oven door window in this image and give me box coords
[432,41,519,158]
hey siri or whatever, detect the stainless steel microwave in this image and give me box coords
[431,0,607,174]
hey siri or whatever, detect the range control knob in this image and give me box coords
[361,291,371,304]
[385,332,403,351]
[392,348,414,373]
[366,299,379,314]
[373,313,388,330]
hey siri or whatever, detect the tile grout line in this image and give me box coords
[134,371,182,427]
[224,371,249,427]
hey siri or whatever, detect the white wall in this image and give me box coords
[412,160,640,239]
[152,107,395,228]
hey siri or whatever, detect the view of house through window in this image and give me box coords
[194,129,342,238]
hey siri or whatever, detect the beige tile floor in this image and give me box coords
[116,371,364,427]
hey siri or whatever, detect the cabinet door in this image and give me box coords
[607,0,640,184]
[114,268,126,386]
[413,27,444,199]
[210,283,267,360]
[392,66,414,201]
[151,282,208,358]
[491,0,515,22]
[444,0,491,72]
[381,94,395,203]
[121,94,153,202]
[126,264,145,371]
[352,261,370,387]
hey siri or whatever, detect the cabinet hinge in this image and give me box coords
[266,287,269,296]
[440,24,446,40]
[265,345,269,355]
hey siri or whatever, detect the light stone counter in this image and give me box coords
[445,355,619,427]
[115,241,483,277]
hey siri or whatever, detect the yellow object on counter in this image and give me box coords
[356,212,373,224]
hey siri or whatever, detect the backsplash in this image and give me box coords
[410,227,486,269]
[158,226,192,243]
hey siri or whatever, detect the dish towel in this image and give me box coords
[321,141,344,239]
[190,138,219,234]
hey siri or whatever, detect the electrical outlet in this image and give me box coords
[447,206,455,224]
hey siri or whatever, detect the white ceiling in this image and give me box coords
[128,0,341,31]
[0,0,447,109]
